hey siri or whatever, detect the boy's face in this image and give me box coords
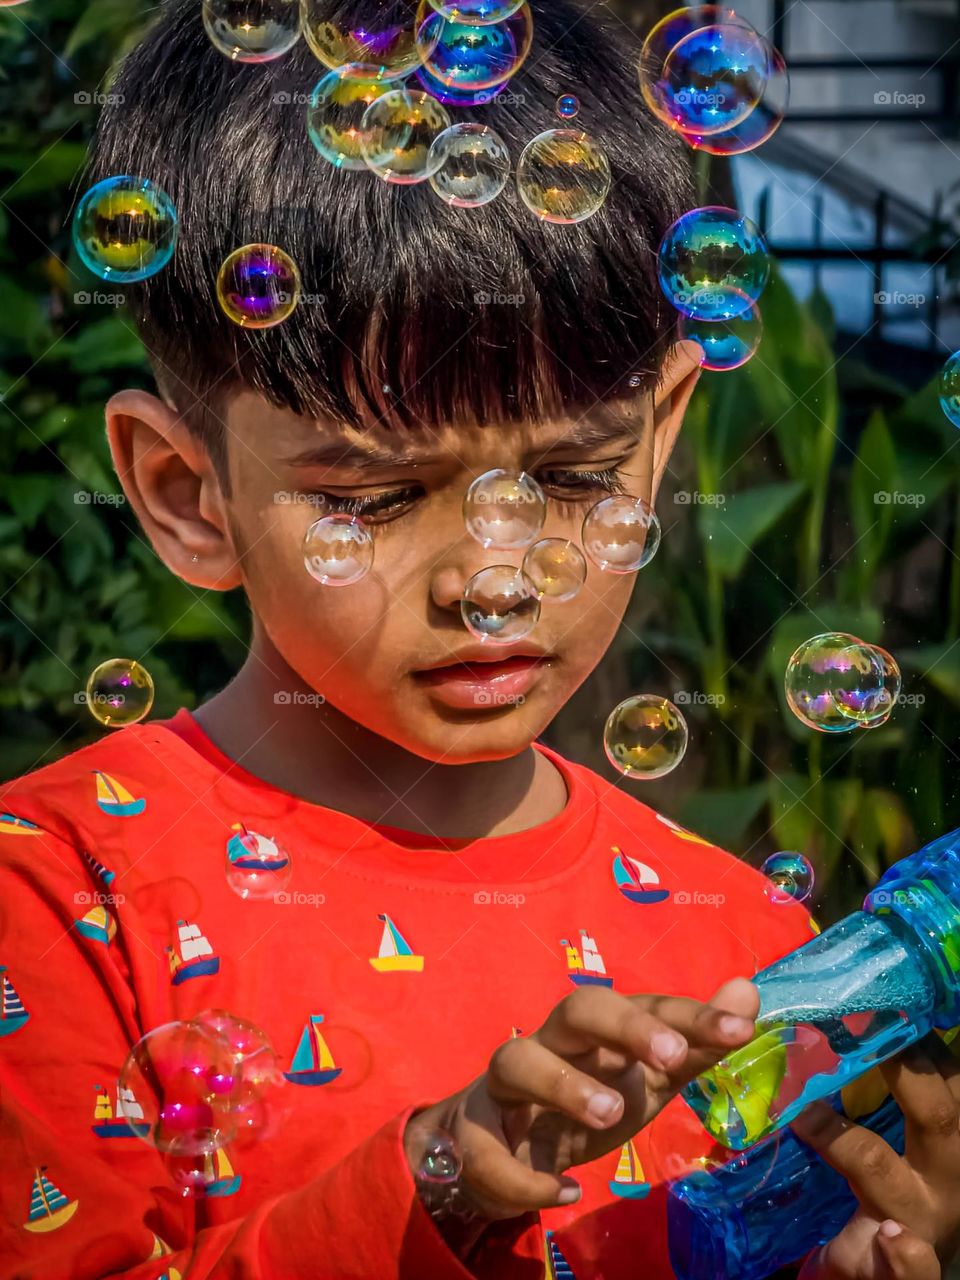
[110,345,699,764]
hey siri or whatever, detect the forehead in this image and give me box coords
[226,390,649,470]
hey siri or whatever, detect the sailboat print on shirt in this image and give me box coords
[81,848,116,886]
[0,812,42,837]
[0,966,29,1037]
[91,1081,150,1138]
[93,770,146,817]
[544,1230,576,1279]
[148,1235,183,1280]
[74,905,116,946]
[611,846,670,905]
[283,1014,343,1086]
[560,930,614,987]
[368,914,424,972]
[22,1168,78,1233]
[609,1139,651,1199]
[202,1147,241,1198]
[166,920,219,985]
[227,823,291,873]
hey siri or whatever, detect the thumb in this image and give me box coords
[875,1221,940,1280]
[708,976,760,1021]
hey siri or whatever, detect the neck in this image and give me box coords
[191,636,568,840]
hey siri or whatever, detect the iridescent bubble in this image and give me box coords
[194,1008,289,1143]
[656,22,769,135]
[202,0,302,62]
[428,122,510,207]
[414,58,510,105]
[940,350,960,429]
[603,694,688,780]
[463,469,546,550]
[680,45,789,155]
[225,822,294,901]
[304,514,374,586]
[73,176,178,284]
[416,4,533,92]
[84,658,155,728]
[301,0,432,78]
[680,295,762,371]
[360,89,451,184]
[582,496,661,573]
[761,852,815,905]
[426,0,524,20]
[165,1149,222,1198]
[659,206,769,321]
[307,63,398,170]
[415,1128,462,1184]
[119,1021,237,1155]
[461,566,540,643]
[639,6,756,118]
[784,633,897,734]
[556,93,580,120]
[216,244,300,329]
[522,538,587,602]
[516,129,611,225]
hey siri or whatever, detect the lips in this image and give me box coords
[413,653,551,710]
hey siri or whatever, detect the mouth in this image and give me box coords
[413,652,553,711]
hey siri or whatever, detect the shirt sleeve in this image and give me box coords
[0,824,542,1280]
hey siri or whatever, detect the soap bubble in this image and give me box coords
[194,1009,289,1143]
[304,514,374,586]
[659,206,769,321]
[603,695,688,780]
[654,22,769,136]
[301,0,431,78]
[784,633,899,734]
[73,176,178,284]
[761,852,815,905]
[202,0,302,62]
[307,64,397,170]
[216,244,300,329]
[639,6,756,115]
[516,129,611,225]
[463,469,546,549]
[84,658,155,728]
[415,1128,462,1184]
[119,1021,237,1155]
[360,89,451,184]
[582,496,661,573]
[225,823,294,901]
[461,566,541,643]
[426,0,524,20]
[428,123,510,207]
[556,93,580,120]
[165,1149,223,1197]
[416,6,533,93]
[680,296,762,371]
[680,45,789,155]
[940,350,960,428]
[522,539,587,602]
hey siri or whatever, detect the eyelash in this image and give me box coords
[310,467,627,524]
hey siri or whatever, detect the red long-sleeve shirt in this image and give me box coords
[0,710,816,1279]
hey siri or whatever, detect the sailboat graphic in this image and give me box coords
[93,770,146,817]
[611,847,670,905]
[227,823,291,872]
[655,812,713,847]
[202,1147,241,1198]
[560,930,614,988]
[23,1168,78,1233]
[0,966,29,1037]
[609,1139,651,1199]
[544,1230,576,1279]
[0,812,42,837]
[166,920,219,985]
[148,1235,183,1280]
[91,1082,150,1138]
[74,905,116,946]
[369,914,424,973]
[283,1014,343,1086]
[81,848,116,886]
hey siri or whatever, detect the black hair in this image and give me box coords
[86,0,693,473]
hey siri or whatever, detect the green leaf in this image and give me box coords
[0,142,87,199]
[901,642,960,705]
[2,474,62,528]
[61,315,147,373]
[677,783,768,851]
[849,411,897,587]
[698,481,806,579]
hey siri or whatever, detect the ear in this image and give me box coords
[651,340,703,499]
[105,389,243,590]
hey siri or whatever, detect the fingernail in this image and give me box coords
[880,1221,903,1239]
[586,1092,622,1124]
[719,1015,753,1038]
[558,1184,582,1205]
[651,1031,686,1066]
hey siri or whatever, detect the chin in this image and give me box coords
[398,706,548,765]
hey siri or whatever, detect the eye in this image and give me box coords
[306,485,424,524]
[535,466,628,503]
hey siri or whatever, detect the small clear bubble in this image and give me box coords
[303,514,374,586]
[761,852,815,905]
[301,0,428,78]
[225,823,294,901]
[216,244,300,329]
[360,88,452,185]
[202,0,302,62]
[416,1128,463,1184]
[658,206,769,321]
[73,176,178,284]
[307,63,397,171]
[416,6,534,93]
[516,129,611,225]
[582,496,661,573]
[463,469,546,550]
[680,297,762,371]
[556,93,580,120]
[84,658,154,728]
[461,566,541,643]
[784,633,900,734]
[603,695,688,780]
[428,122,511,207]
[522,538,587,602]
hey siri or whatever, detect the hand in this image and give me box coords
[404,978,758,1229]
[794,1034,960,1280]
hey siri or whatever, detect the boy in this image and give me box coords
[1,1,959,1277]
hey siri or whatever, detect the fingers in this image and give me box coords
[875,1221,941,1280]
[880,1042,960,1179]
[487,1035,628,1129]
[791,1102,920,1224]
[456,1100,584,1215]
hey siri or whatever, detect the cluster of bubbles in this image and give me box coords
[603,694,689,780]
[119,1010,288,1192]
[640,6,789,158]
[784,632,902,733]
[83,658,155,728]
[940,350,960,429]
[760,851,815,905]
